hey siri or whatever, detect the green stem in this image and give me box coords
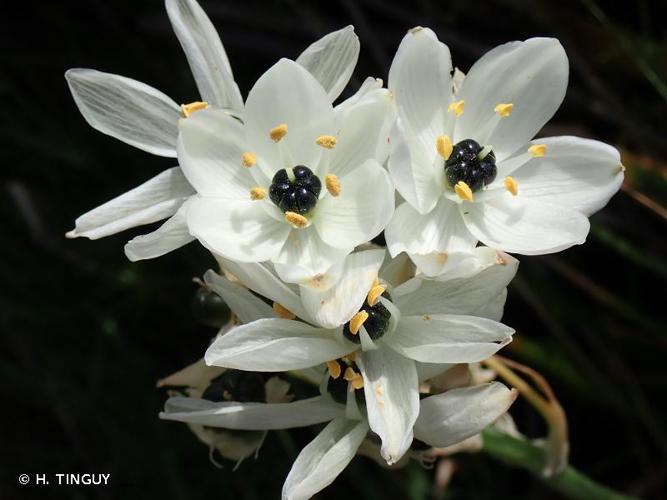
[481,428,639,500]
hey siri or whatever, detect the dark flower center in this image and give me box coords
[343,291,392,344]
[445,139,497,192]
[327,360,365,405]
[269,166,322,214]
[202,370,266,403]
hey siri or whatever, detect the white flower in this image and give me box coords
[384,28,625,273]
[203,248,517,464]
[64,0,361,261]
[160,358,293,467]
[161,376,516,500]
[181,59,395,283]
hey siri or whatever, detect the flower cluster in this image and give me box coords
[65,0,623,498]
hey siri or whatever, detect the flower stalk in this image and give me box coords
[483,355,569,476]
[481,428,638,500]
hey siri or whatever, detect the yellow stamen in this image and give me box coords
[242,152,257,167]
[272,302,296,319]
[327,360,342,379]
[180,101,209,118]
[249,187,267,200]
[269,123,288,142]
[325,173,341,197]
[343,367,357,382]
[285,211,308,228]
[447,100,465,117]
[367,284,386,307]
[343,351,357,363]
[348,310,369,335]
[436,135,453,160]
[494,103,514,117]
[454,180,474,202]
[351,373,364,390]
[529,144,547,157]
[503,176,518,196]
[316,135,337,149]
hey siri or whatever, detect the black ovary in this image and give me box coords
[343,291,392,344]
[191,286,231,328]
[269,166,322,214]
[202,370,266,403]
[445,139,497,192]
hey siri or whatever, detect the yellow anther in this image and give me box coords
[348,310,369,335]
[351,373,364,390]
[529,144,547,157]
[327,360,342,379]
[343,367,357,382]
[249,187,267,200]
[269,123,288,142]
[316,135,337,149]
[272,302,296,319]
[343,351,357,363]
[242,152,257,167]
[504,176,518,196]
[367,284,386,307]
[454,180,474,202]
[494,103,514,117]
[285,211,308,228]
[325,173,341,197]
[447,100,465,117]
[436,135,453,160]
[180,101,209,118]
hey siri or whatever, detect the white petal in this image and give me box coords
[161,396,343,429]
[124,201,195,261]
[385,199,477,264]
[65,69,180,157]
[387,116,443,215]
[282,417,368,500]
[273,226,351,286]
[334,76,383,117]
[216,258,311,322]
[410,251,482,279]
[166,0,243,112]
[187,197,290,262]
[157,358,224,389]
[205,318,353,371]
[357,348,419,464]
[329,89,395,177]
[379,252,416,288]
[393,251,518,315]
[510,136,624,216]
[244,59,335,171]
[455,38,568,160]
[473,289,508,322]
[177,108,254,197]
[388,27,452,158]
[462,194,590,255]
[296,26,359,103]
[315,159,394,248]
[66,167,193,240]
[386,314,513,363]
[416,362,456,382]
[264,376,292,404]
[431,246,514,282]
[415,382,516,447]
[300,249,385,328]
[203,270,276,323]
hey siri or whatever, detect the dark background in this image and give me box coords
[2,0,666,498]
